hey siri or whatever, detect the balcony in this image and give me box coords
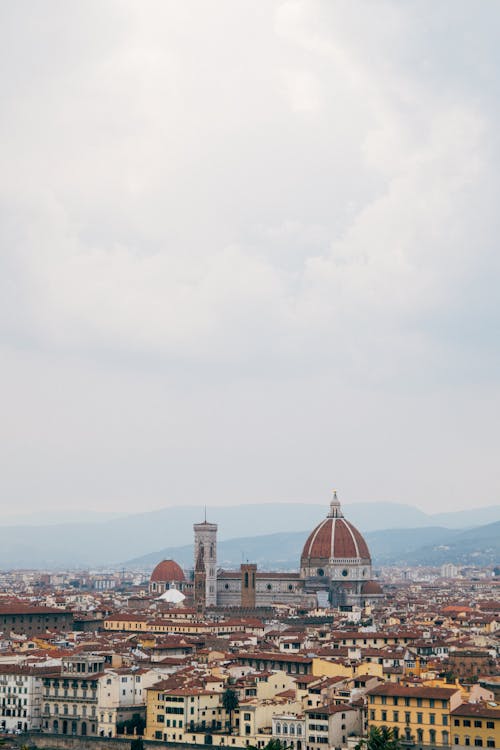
[43,695,97,703]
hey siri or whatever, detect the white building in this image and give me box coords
[97,667,157,737]
[0,666,50,733]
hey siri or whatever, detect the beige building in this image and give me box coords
[305,704,362,750]
[97,667,156,737]
[42,654,103,736]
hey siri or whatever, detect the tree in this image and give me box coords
[355,726,402,750]
[248,741,291,750]
[222,688,239,735]
[130,737,144,750]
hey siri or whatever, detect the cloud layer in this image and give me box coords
[1,1,499,514]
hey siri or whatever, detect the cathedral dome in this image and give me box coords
[300,492,371,564]
[150,559,185,583]
[361,580,383,595]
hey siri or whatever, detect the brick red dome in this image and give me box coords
[150,559,185,583]
[301,516,371,562]
[361,580,383,595]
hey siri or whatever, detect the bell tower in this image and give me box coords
[193,514,218,608]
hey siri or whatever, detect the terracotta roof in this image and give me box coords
[150,560,185,583]
[368,684,460,699]
[301,517,370,562]
[451,702,500,719]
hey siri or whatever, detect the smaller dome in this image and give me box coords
[150,559,185,583]
[361,580,383,595]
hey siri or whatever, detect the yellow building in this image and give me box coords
[367,683,462,747]
[450,702,500,749]
[145,681,226,743]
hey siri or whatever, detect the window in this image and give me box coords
[429,699,435,708]
[474,740,483,747]
[487,739,495,748]
[430,714,435,725]
[486,722,494,730]
[474,721,483,728]
[417,713,423,724]
[443,715,448,726]
[464,720,471,727]
[393,712,399,723]
[370,711,375,721]
[381,711,387,722]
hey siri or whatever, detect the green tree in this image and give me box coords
[222,688,239,735]
[130,737,144,750]
[355,726,402,750]
[248,741,291,750]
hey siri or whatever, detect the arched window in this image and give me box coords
[429,729,436,744]
[297,725,302,736]
[283,725,288,735]
[244,572,249,588]
[442,731,449,745]
[290,725,295,735]
[63,705,68,715]
[276,724,281,735]
[44,704,50,715]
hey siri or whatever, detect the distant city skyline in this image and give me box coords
[1,2,499,515]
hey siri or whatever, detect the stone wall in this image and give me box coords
[22,734,200,750]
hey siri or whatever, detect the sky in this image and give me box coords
[1,0,499,516]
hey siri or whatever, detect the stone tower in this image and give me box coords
[193,516,218,608]
[240,563,256,609]
[194,545,206,614]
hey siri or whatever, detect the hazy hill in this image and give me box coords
[0,503,498,569]
[125,522,500,570]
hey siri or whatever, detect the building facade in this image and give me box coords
[367,683,462,748]
[450,702,500,749]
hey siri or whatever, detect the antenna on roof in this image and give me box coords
[204,505,207,523]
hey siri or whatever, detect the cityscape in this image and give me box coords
[0,493,498,750]
[1,2,499,750]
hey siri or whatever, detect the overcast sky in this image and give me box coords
[1,1,499,516]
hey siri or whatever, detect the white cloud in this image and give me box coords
[0,0,499,511]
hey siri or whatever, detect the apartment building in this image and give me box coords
[367,683,462,747]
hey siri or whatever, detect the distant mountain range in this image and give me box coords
[0,502,498,569]
[126,521,500,570]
